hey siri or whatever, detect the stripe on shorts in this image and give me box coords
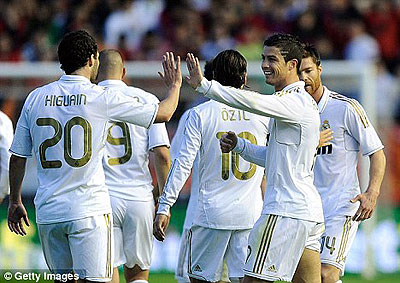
[104,214,112,278]
[336,216,351,263]
[187,229,193,275]
[177,231,189,277]
[253,215,278,274]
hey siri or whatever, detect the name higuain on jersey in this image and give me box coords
[44,94,87,107]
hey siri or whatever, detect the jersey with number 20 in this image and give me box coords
[10,75,158,224]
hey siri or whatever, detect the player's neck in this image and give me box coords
[97,74,122,82]
[275,76,299,91]
[312,83,324,104]
[70,67,91,80]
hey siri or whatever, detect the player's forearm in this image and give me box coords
[8,155,27,204]
[155,84,181,122]
[234,138,267,167]
[153,146,171,196]
[197,78,300,122]
[157,158,192,215]
[366,149,386,197]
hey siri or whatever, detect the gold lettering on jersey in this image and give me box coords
[45,94,87,107]
[229,110,236,121]
[221,108,250,121]
[221,108,229,121]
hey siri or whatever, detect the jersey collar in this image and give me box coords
[318,86,330,113]
[59,75,91,83]
[282,81,305,92]
[98,80,127,87]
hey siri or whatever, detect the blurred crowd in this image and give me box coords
[0,0,398,64]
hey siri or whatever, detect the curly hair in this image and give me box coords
[264,33,304,71]
[303,43,321,67]
[212,50,247,89]
[58,30,98,74]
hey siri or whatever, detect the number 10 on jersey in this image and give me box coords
[216,131,257,181]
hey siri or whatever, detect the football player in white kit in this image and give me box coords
[0,110,13,203]
[97,49,171,283]
[299,44,386,283]
[154,50,268,283]
[173,60,232,283]
[7,30,182,282]
[186,33,325,283]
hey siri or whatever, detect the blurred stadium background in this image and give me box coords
[0,0,400,282]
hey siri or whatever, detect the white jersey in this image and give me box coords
[0,110,13,199]
[158,100,269,229]
[99,80,170,201]
[170,109,200,230]
[197,79,324,223]
[314,87,384,218]
[10,75,158,224]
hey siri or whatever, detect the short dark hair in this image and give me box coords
[204,59,214,80]
[58,30,98,74]
[264,33,304,71]
[212,50,247,88]
[303,43,321,66]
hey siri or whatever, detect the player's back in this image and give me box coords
[11,75,157,224]
[191,100,268,229]
[100,80,169,202]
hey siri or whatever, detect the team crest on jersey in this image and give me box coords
[321,119,330,131]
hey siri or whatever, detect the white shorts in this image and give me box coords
[111,196,154,270]
[38,214,113,282]
[320,215,359,275]
[244,214,324,282]
[175,228,231,283]
[187,225,250,282]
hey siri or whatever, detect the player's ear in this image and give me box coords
[88,53,95,67]
[122,67,126,80]
[240,72,247,89]
[288,59,297,71]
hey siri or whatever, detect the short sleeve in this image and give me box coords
[148,122,170,150]
[344,100,384,156]
[105,89,159,129]
[9,105,32,157]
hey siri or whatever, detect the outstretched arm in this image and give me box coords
[155,52,182,122]
[8,155,30,236]
[186,53,304,123]
[351,149,386,221]
[220,131,267,167]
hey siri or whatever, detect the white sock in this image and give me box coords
[336,281,343,283]
[129,280,148,283]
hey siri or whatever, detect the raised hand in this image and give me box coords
[220,131,238,153]
[185,53,203,89]
[319,128,333,148]
[153,213,170,242]
[159,52,182,88]
[8,202,30,236]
